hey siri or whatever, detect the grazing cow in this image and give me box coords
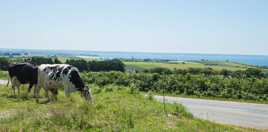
[37,64,92,101]
[7,63,38,96]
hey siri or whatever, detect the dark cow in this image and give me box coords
[7,63,38,96]
[37,64,92,101]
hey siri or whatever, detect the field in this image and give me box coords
[124,61,256,71]
[0,71,7,79]
[0,84,261,131]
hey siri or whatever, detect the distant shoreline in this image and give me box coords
[1,48,268,57]
[1,48,268,66]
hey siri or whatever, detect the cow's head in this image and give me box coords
[81,85,92,101]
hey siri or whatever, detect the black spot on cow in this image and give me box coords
[69,69,85,91]
[50,88,58,95]
[47,66,62,81]
[62,66,71,75]
[51,66,64,81]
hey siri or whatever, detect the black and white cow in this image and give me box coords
[37,64,92,101]
[7,63,38,96]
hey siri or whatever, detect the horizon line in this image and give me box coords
[1,47,268,57]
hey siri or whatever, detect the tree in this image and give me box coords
[54,57,62,64]
[66,59,125,72]
[66,59,88,72]
[147,67,172,74]
[0,57,9,70]
[245,68,264,78]
[30,57,54,65]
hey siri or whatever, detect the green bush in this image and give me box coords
[24,56,62,65]
[30,57,55,65]
[83,71,268,101]
[0,57,9,70]
[66,59,125,72]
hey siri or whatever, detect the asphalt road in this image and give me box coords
[154,95,268,130]
[0,80,7,85]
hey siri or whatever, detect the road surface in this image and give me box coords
[154,95,268,130]
[0,80,7,85]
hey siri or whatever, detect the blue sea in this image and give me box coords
[1,48,268,67]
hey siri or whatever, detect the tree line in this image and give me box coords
[0,56,266,78]
[144,67,266,78]
[66,59,125,72]
[0,57,9,70]
[0,57,125,72]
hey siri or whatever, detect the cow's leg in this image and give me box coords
[10,77,16,96]
[33,85,39,98]
[51,88,58,102]
[28,84,33,93]
[11,84,16,96]
[44,82,52,102]
[17,84,20,96]
[44,83,48,97]
[64,85,71,97]
[11,77,20,97]
[37,85,42,98]
[35,80,43,99]
[6,77,10,87]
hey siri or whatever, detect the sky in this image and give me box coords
[0,0,268,55]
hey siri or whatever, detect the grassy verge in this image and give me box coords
[0,84,262,131]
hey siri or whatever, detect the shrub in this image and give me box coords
[30,57,54,65]
[83,71,268,101]
[0,57,9,70]
[66,59,125,72]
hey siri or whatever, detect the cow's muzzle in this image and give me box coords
[81,86,92,101]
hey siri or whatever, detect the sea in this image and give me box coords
[1,48,268,67]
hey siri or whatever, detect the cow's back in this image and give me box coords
[20,64,38,84]
[8,64,25,78]
[38,64,84,89]
[38,64,70,87]
[8,63,38,84]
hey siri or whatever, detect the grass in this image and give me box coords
[0,71,7,79]
[0,84,263,131]
[124,61,255,71]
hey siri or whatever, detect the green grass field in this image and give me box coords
[0,84,262,131]
[124,61,256,71]
[0,71,7,79]
[49,56,258,71]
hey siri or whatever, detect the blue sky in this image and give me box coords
[0,0,267,55]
